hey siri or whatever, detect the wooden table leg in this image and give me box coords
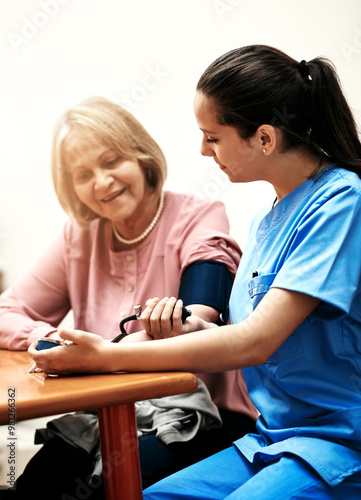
[98,403,142,500]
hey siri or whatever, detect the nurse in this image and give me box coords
[30,45,361,499]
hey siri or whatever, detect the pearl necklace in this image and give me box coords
[111,191,165,245]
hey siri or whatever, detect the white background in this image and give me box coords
[1,0,360,290]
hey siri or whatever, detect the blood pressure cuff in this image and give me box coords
[178,260,233,324]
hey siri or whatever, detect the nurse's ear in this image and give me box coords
[255,125,279,156]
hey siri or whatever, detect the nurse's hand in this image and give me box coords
[28,329,112,375]
[140,297,208,339]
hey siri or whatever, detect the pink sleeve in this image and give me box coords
[0,224,71,350]
[176,198,241,275]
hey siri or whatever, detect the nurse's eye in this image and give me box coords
[206,138,218,144]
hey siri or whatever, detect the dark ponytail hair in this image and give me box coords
[196,45,361,177]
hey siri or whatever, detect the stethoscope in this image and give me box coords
[111,304,192,343]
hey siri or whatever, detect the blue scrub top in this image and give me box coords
[230,166,361,487]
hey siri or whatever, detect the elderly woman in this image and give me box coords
[0,97,257,499]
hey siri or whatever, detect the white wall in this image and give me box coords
[1,0,360,290]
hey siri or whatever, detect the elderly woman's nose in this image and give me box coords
[95,169,113,188]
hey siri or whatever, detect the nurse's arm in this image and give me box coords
[29,288,320,375]
[110,287,320,372]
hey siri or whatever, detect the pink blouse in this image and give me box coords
[0,192,258,419]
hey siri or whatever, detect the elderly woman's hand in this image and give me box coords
[140,297,208,339]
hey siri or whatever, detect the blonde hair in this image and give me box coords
[51,96,167,226]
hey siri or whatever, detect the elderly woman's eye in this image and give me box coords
[75,171,91,182]
[105,157,120,168]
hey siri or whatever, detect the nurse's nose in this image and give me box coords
[200,137,214,157]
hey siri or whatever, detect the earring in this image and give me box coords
[262,148,267,154]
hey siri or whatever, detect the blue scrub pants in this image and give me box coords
[143,445,361,500]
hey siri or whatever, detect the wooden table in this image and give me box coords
[0,350,198,499]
